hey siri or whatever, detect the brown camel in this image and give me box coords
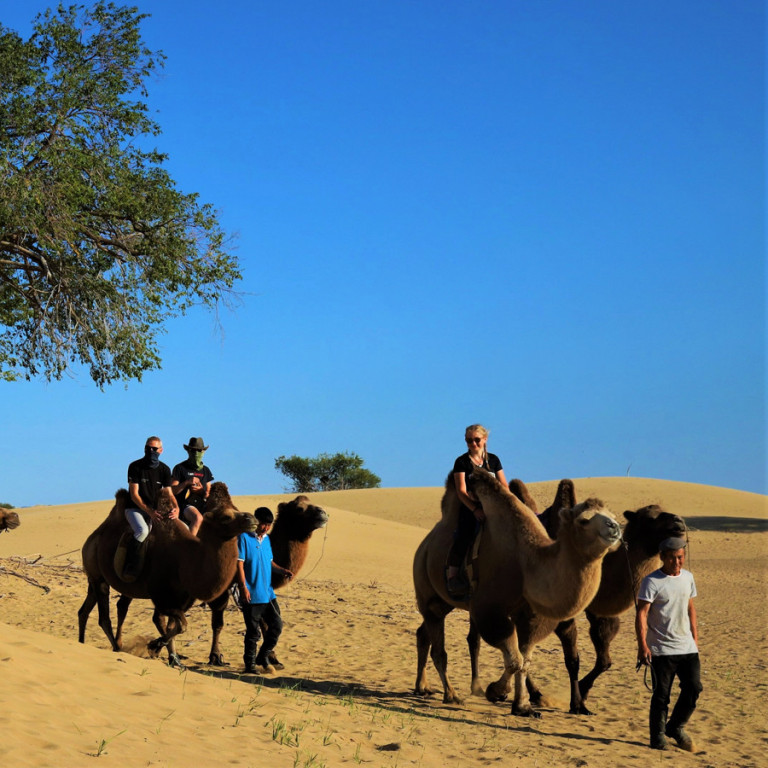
[0,509,20,532]
[207,494,329,667]
[78,482,256,666]
[519,482,687,714]
[413,468,622,715]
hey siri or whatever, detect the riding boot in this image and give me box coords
[243,654,258,674]
[649,704,668,750]
[666,704,696,751]
[123,537,143,581]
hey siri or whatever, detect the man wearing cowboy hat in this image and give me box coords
[171,436,214,536]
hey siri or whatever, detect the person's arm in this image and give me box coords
[635,599,652,665]
[454,473,484,521]
[128,482,151,516]
[236,560,250,604]
[688,598,698,647]
[272,561,293,581]
[496,468,508,488]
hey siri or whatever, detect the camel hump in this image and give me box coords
[508,479,538,513]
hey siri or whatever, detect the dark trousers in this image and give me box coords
[241,599,283,663]
[650,653,702,742]
[447,507,480,568]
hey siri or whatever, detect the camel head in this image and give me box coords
[0,509,20,532]
[559,498,622,559]
[623,504,687,557]
[200,482,257,539]
[273,495,329,542]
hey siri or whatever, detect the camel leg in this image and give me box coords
[79,580,122,652]
[577,614,621,713]
[149,609,186,668]
[114,594,133,651]
[414,622,433,696]
[207,591,229,666]
[467,617,485,697]
[511,647,540,719]
[77,581,99,644]
[419,600,462,704]
[477,613,520,707]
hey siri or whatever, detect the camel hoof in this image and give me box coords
[442,693,464,705]
[168,653,185,669]
[485,682,508,703]
[209,653,228,667]
[571,704,595,716]
[147,639,164,657]
[511,705,542,719]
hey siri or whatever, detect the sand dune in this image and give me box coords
[1,477,766,767]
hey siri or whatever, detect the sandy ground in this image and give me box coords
[1,477,766,768]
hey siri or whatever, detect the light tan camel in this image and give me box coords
[413,468,621,715]
[522,485,687,714]
[0,509,20,532]
[78,482,255,666]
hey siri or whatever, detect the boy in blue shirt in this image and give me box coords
[236,507,293,673]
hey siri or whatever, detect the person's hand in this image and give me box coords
[474,506,486,522]
[282,568,294,581]
[168,507,179,520]
[149,508,162,522]
[241,586,250,604]
[190,477,203,491]
[637,648,651,667]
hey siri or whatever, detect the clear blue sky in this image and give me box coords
[2,1,765,506]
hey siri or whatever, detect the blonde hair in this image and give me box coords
[464,424,489,463]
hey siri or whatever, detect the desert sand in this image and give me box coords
[1,477,766,768]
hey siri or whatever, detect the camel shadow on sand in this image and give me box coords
[183,664,645,748]
[684,516,768,533]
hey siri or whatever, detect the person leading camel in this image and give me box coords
[446,424,507,598]
[236,506,293,674]
[171,436,214,536]
[635,536,702,752]
[124,436,179,579]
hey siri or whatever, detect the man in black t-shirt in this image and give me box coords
[124,435,179,578]
[171,436,214,536]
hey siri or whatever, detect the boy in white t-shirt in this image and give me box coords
[635,536,702,752]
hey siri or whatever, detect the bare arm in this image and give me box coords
[635,600,652,665]
[496,468,508,488]
[454,473,484,520]
[164,486,179,519]
[236,560,250,604]
[272,561,293,581]
[128,482,151,516]
[688,598,698,647]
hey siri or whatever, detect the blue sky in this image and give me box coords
[2,1,765,506]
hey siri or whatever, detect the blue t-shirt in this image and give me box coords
[237,532,276,604]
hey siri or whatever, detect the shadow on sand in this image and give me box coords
[684,516,768,533]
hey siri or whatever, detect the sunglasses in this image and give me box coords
[145,445,161,452]
[466,437,484,444]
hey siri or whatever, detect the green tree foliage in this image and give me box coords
[0,3,241,386]
[274,452,381,493]
[0,502,15,509]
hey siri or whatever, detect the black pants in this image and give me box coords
[241,599,283,663]
[447,507,480,568]
[650,653,702,742]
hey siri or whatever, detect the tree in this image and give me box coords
[0,3,241,386]
[274,452,381,493]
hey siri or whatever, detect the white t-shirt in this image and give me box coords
[638,568,698,656]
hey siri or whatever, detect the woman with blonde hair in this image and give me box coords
[446,424,507,597]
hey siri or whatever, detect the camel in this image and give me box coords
[79,488,329,667]
[520,484,687,714]
[413,468,622,715]
[0,509,20,532]
[206,494,329,667]
[78,482,256,666]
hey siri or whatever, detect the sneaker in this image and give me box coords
[666,726,695,752]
